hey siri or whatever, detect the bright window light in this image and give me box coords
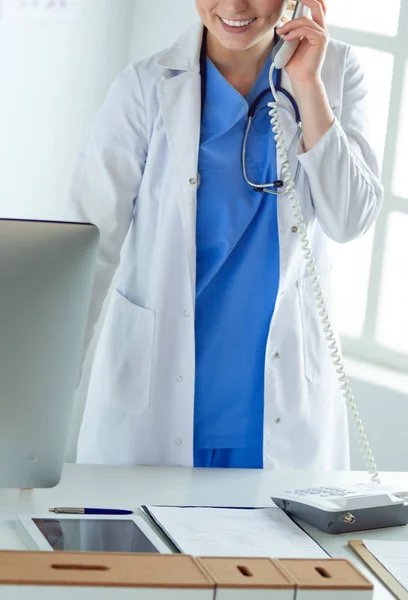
[392,60,408,200]
[327,0,401,37]
[332,227,375,339]
[375,212,408,355]
[351,47,393,174]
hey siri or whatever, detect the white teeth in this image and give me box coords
[221,18,255,27]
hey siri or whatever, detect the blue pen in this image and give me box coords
[48,507,133,515]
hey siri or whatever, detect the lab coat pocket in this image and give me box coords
[106,289,156,416]
[297,276,323,383]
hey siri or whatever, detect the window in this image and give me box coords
[327,0,401,36]
[327,0,407,372]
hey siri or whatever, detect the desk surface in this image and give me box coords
[1,465,408,599]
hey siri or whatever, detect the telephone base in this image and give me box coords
[272,486,408,534]
[273,497,408,534]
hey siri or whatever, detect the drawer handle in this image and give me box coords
[51,564,109,572]
[315,566,331,579]
[237,565,253,577]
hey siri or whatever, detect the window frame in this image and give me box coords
[328,2,408,373]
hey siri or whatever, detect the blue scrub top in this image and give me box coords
[194,54,280,452]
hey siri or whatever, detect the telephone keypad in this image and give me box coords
[286,486,356,498]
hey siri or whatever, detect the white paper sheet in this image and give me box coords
[364,540,408,590]
[145,506,328,558]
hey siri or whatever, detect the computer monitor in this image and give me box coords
[0,219,99,488]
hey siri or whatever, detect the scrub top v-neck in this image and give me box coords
[194,53,280,457]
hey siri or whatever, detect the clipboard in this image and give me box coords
[348,540,408,600]
[141,505,330,559]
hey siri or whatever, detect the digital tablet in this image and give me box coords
[18,514,173,553]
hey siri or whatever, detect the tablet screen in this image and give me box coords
[33,518,160,553]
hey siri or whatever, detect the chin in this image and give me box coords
[217,36,252,50]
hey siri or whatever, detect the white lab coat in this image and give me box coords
[68,22,383,469]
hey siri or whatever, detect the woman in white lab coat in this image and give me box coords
[69,0,383,469]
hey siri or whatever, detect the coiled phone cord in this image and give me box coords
[268,63,380,484]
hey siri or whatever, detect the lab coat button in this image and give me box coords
[189,177,197,186]
[176,375,183,383]
[175,438,182,446]
[184,310,190,317]
[274,352,280,359]
[291,226,298,233]
[275,418,282,425]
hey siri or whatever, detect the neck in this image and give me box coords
[206,30,275,84]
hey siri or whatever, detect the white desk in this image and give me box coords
[1,465,408,599]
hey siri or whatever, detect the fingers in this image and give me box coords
[277,17,326,37]
[278,25,328,46]
[288,0,327,29]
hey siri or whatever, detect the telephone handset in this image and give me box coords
[267,3,397,532]
[272,1,311,69]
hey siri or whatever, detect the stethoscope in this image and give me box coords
[200,28,301,195]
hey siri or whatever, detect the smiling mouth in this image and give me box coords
[219,16,257,27]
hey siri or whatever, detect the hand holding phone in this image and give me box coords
[272,2,312,69]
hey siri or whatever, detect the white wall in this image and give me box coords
[129,0,198,62]
[347,359,408,473]
[0,0,136,221]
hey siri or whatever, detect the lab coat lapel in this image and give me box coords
[155,26,299,301]
[157,70,201,301]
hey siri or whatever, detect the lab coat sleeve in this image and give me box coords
[295,45,384,243]
[66,64,148,360]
